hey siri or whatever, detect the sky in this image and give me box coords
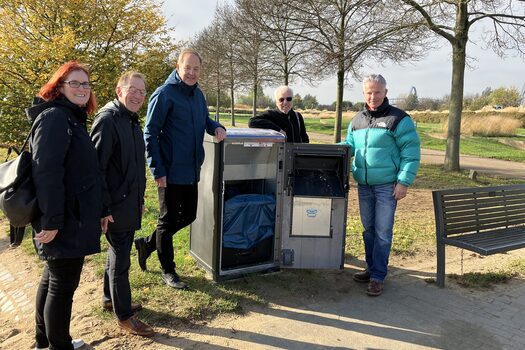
[162,0,525,104]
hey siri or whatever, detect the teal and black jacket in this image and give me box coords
[341,98,420,186]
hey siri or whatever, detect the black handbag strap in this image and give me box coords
[5,123,34,162]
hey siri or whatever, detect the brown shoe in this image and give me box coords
[118,316,155,337]
[103,301,142,312]
[366,280,384,296]
[353,269,371,283]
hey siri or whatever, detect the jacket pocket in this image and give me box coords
[73,176,102,224]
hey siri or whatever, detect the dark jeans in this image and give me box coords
[103,230,134,321]
[9,225,25,246]
[358,183,398,282]
[35,257,84,350]
[144,184,198,274]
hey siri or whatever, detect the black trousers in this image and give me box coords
[9,225,25,246]
[35,257,84,350]
[144,184,198,274]
[103,230,134,321]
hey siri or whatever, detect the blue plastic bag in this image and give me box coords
[223,194,275,249]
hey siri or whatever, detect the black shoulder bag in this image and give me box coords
[0,127,39,227]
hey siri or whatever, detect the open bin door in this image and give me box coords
[280,144,350,269]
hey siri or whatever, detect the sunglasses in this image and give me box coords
[278,97,293,102]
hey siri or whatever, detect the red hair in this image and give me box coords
[38,61,97,115]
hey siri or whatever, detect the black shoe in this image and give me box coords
[353,269,371,283]
[134,238,150,271]
[161,272,188,289]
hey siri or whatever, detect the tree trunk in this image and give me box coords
[215,73,220,122]
[230,84,236,127]
[284,57,289,85]
[252,81,258,117]
[444,3,468,171]
[333,62,345,143]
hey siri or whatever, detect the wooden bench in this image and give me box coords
[432,184,525,287]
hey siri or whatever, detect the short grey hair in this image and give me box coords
[177,48,203,65]
[363,74,387,88]
[274,85,293,100]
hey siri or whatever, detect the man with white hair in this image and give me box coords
[248,85,309,143]
[342,74,420,297]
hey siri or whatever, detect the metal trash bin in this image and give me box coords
[190,128,350,281]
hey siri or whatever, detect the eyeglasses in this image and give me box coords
[278,97,293,102]
[63,80,91,89]
[123,86,147,96]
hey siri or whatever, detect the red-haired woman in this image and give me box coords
[27,61,111,350]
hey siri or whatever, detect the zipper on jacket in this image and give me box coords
[364,116,373,185]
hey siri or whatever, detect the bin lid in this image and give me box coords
[206,127,286,143]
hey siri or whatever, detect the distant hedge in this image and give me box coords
[410,110,525,127]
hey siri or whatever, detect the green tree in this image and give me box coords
[0,0,175,145]
[489,87,522,108]
[302,94,318,109]
[293,94,304,109]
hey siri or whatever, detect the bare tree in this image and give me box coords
[218,1,274,117]
[285,0,429,142]
[236,0,321,86]
[400,0,525,171]
[194,19,230,122]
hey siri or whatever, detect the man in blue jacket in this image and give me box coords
[341,74,420,296]
[135,48,226,289]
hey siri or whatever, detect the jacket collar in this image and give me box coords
[112,99,139,123]
[26,96,88,123]
[364,97,390,118]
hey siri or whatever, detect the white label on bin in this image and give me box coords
[243,142,272,147]
[291,197,332,237]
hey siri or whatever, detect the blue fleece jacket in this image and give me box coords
[144,70,224,184]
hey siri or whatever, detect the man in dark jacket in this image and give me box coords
[135,48,226,289]
[249,85,309,143]
[91,72,154,337]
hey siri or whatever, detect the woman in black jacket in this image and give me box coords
[28,61,110,350]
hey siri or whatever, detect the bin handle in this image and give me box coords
[286,173,293,196]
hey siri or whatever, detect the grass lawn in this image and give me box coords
[417,123,525,162]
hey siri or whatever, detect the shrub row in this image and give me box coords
[411,110,525,126]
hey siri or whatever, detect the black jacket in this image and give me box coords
[248,108,309,143]
[27,98,104,260]
[91,99,146,233]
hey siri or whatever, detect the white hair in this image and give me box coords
[362,74,387,88]
[274,85,293,100]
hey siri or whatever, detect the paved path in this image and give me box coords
[196,261,525,350]
[421,149,525,179]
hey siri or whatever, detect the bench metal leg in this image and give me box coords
[436,241,445,288]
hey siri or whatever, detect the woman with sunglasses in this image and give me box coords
[248,85,309,143]
[27,61,111,350]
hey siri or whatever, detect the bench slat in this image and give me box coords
[443,203,525,219]
[442,197,525,212]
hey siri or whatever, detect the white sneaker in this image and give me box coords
[72,339,85,349]
[34,338,84,350]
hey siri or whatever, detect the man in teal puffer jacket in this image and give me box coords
[341,74,420,296]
